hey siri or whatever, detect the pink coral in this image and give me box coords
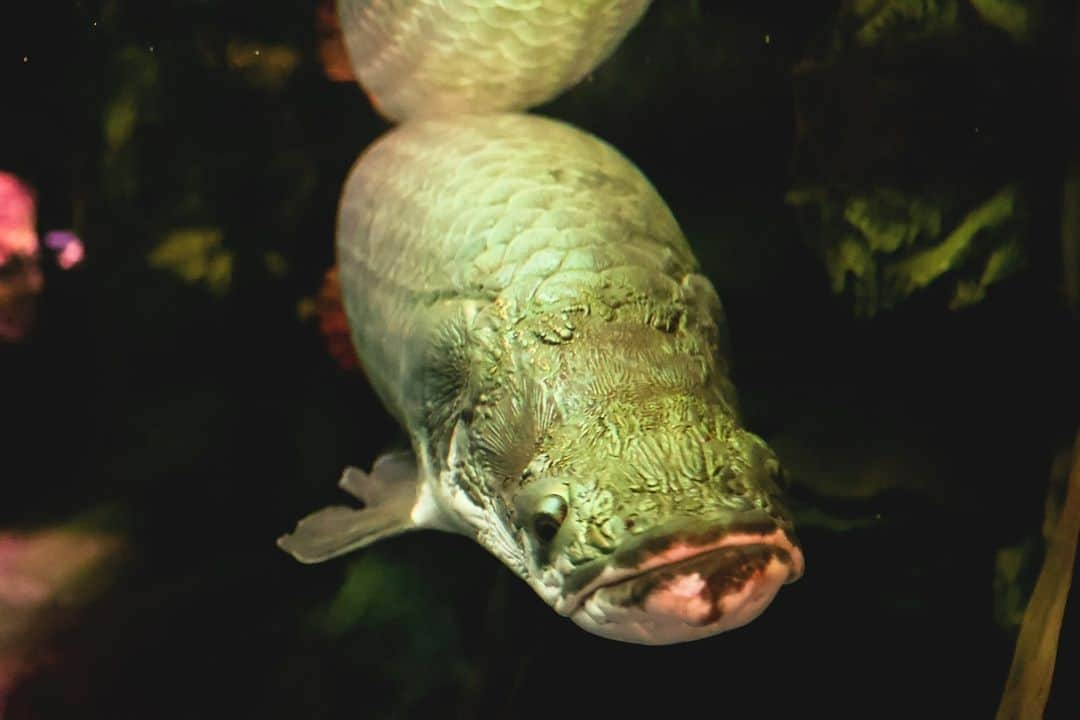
[0,172,38,265]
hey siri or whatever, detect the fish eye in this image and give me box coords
[533,494,568,543]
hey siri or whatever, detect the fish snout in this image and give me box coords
[738,436,798,528]
[564,510,804,644]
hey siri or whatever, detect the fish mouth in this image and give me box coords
[558,515,804,644]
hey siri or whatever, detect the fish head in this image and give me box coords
[460,314,804,644]
[507,418,804,645]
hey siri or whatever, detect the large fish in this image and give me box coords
[337,0,652,121]
[279,113,804,644]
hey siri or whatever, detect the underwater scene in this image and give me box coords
[2,0,1079,717]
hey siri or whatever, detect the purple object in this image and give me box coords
[43,230,84,269]
[43,230,77,250]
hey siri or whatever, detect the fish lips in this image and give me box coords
[557,515,804,644]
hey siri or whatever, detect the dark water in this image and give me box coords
[2,1,1079,718]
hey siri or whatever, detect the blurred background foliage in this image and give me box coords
[1,0,1078,718]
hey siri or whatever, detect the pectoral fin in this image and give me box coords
[277,453,420,564]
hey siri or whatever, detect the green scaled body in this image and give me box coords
[280,113,804,645]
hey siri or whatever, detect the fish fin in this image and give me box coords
[277,454,419,564]
[338,452,415,502]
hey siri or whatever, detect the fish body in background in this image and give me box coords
[337,0,652,120]
[279,113,804,644]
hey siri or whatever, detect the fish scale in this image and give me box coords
[337,114,693,332]
[339,0,652,120]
